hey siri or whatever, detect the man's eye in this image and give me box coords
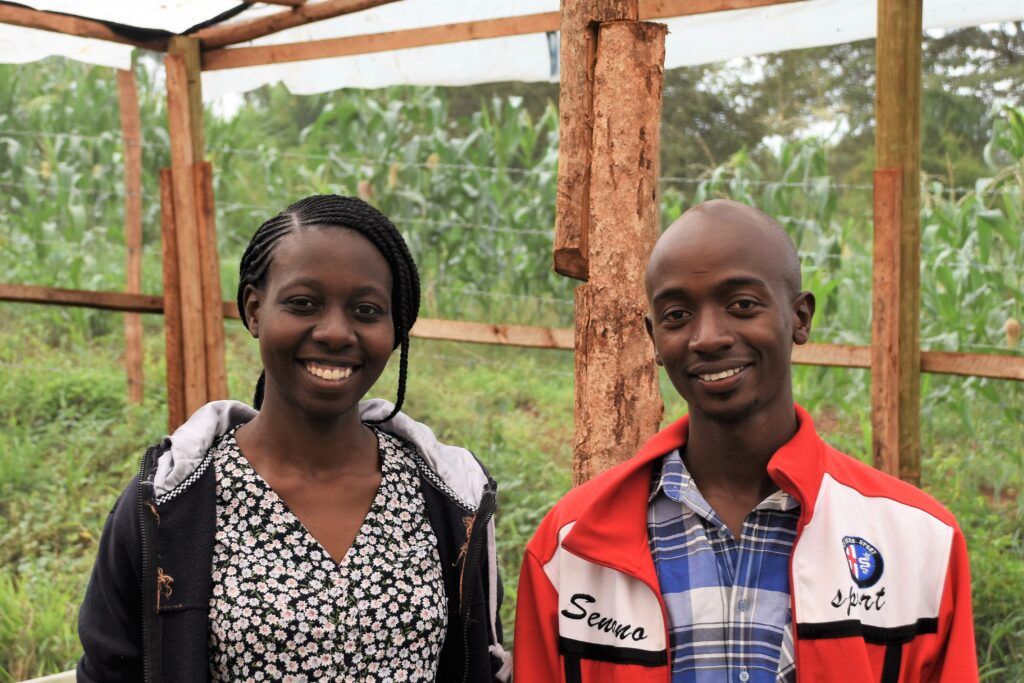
[729,299,758,311]
[663,309,690,322]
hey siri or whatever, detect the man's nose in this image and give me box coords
[688,310,734,354]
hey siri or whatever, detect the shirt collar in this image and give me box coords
[649,448,800,515]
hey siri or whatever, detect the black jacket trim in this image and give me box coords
[797,618,939,644]
[558,636,667,666]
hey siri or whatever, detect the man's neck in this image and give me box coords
[684,399,799,507]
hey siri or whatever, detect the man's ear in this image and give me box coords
[242,284,262,339]
[644,315,663,366]
[792,291,815,345]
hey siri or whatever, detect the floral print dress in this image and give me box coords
[207,426,447,682]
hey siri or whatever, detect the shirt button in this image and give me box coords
[738,599,748,612]
[739,671,750,682]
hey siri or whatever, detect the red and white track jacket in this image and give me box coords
[514,406,977,682]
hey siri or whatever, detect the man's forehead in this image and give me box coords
[646,203,798,296]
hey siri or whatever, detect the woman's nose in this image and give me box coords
[310,308,356,347]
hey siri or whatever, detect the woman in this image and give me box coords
[77,195,510,682]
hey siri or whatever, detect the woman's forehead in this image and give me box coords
[267,227,393,288]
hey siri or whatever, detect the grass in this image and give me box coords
[1,306,1022,680]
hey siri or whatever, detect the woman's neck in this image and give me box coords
[236,398,380,479]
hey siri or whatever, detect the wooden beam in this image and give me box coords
[572,19,667,484]
[411,317,574,349]
[0,4,166,50]
[165,46,209,415]
[247,0,307,6]
[160,170,187,431]
[202,0,805,70]
[0,283,162,313]
[195,161,229,400]
[117,68,144,405]
[873,0,923,485]
[641,0,802,18]
[196,0,399,50]
[2,286,1020,380]
[203,10,558,69]
[871,168,903,479]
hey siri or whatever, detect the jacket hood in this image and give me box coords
[153,399,492,511]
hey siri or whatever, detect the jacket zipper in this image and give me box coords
[138,445,160,683]
[459,486,496,683]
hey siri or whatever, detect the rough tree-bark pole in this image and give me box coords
[872,0,922,484]
[116,68,144,405]
[553,0,638,280]
[572,20,666,484]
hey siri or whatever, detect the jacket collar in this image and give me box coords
[563,404,827,581]
[152,399,492,511]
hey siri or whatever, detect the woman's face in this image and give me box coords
[243,226,396,423]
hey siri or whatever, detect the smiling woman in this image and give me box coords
[75,195,511,683]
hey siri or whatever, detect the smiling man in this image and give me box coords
[514,200,977,682]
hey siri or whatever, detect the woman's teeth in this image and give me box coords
[699,366,745,382]
[305,362,353,381]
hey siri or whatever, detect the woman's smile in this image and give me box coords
[302,360,357,383]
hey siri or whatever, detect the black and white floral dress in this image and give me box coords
[207,426,447,682]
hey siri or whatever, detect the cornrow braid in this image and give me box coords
[236,195,421,423]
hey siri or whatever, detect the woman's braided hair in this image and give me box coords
[236,194,420,423]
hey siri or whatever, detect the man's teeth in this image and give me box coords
[305,362,353,381]
[699,366,745,382]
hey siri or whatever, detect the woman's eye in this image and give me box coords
[353,304,384,318]
[285,297,317,311]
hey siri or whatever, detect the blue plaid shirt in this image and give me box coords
[647,449,800,683]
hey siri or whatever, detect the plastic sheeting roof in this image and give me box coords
[1,0,1022,99]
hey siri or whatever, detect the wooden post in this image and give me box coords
[873,0,923,484]
[165,46,208,416]
[160,169,186,431]
[572,20,667,484]
[195,161,229,400]
[166,35,228,418]
[553,0,638,280]
[116,68,144,405]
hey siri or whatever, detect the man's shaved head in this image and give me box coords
[646,199,802,300]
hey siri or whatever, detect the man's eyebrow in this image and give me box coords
[651,286,690,304]
[718,276,770,290]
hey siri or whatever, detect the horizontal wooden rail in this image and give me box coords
[0,283,164,313]
[202,0,804,70]
[0,5,167,50]
[3,283,1021,379]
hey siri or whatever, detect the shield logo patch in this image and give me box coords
[842,536,884,588]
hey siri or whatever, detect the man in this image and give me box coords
[514,200,976,682]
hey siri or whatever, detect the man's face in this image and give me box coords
[645,214,813,423]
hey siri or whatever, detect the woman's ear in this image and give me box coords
[792,291,815,345]
[242,284,262,339]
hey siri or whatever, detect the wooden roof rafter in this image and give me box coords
[201,0,804,71]
[0,3,167,50]
[195,0,401,50]
[246,0,308,7]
